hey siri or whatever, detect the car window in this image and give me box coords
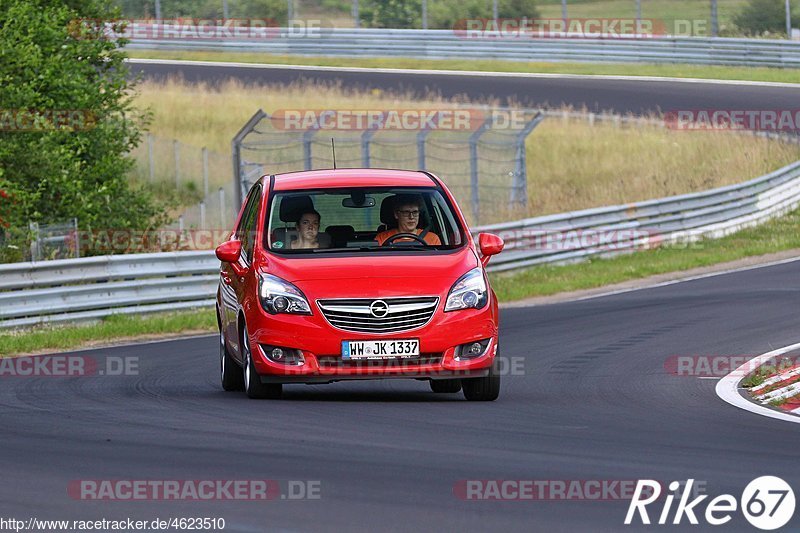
[265,187,464,254]
[238,185,262,263]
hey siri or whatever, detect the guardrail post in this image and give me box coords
[147,134,155,182]
[361,128,378,167]
[417,128,431,169]
[469,116,494,224]
[302,128,317,170]
[511,113,544,208]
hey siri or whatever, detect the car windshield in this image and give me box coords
[265,187,465,254]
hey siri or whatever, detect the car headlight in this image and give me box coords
[259,274,312,315]
[444,268,488,312]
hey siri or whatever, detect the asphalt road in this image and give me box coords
[129,59,800,115]
[2,260,799,531]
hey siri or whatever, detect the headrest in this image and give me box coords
[279,195,314,223]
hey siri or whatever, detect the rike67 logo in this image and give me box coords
[625,477,795,530]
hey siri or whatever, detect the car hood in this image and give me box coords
[263,248,479,297]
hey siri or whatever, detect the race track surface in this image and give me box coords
[129,60,800,115]
[2,260,799,531]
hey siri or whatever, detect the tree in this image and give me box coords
[360,0,421,29]
[734,0,795,35]
[0,0,166,259]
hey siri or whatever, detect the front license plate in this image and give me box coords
[342,339,420,359]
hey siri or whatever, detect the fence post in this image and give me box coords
[202,147,209,197]
[417,128,431,169]
[232,110,267,209]
[29,222,40,263]
[511,113,545,208]
[147,134,155,182]
[469,116,494,224]
[219,188,226,229]
[361,128,377,167]
[173,140,180,188]
[302,128,316,170]
[72,218,80,258]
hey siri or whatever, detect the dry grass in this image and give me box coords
[134,78,800,221]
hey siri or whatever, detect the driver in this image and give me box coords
[375,195,441,246]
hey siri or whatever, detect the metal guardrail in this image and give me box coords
[2,159,800,328]
[0,252,218,328]
[127,28,800,68]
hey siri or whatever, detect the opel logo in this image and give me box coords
[369,300,389,318]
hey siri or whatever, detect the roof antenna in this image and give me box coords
[331,138,337,169]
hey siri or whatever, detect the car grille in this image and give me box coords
[317,354,443,368]
[316,297,439,334]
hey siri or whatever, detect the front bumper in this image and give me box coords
[247,302,498,384]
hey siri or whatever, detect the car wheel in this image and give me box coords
[462,361,500,401]
[220,329,244,391]
[430,379,462,393]
[242,325,282,400]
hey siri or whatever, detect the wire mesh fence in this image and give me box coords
[233,108,545,225]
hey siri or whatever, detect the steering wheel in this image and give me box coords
[381,232,429,246]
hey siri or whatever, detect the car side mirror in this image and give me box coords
[215,240,242,263]
[478,233,504,266]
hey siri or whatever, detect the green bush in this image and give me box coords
[0,0,169,258]
[114,0,288,23]
[361,0,539,29]
[733,0,795,36]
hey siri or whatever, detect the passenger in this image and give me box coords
[291,210,322,249]
[375,195,441,246]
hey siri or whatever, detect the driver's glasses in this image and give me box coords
[397,210,420,218]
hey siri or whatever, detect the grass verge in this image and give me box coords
[128,50,800,85]
[3,208,800,356]
[135,78,800,224]
[489,208,800,301]
[0,309,216,357]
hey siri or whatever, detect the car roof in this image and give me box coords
[266,168,438,191]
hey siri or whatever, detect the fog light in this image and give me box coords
[273,296,290,313]
[262,345,305,365]
[455,338,491,360]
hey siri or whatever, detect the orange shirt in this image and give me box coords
[375,228,441,246]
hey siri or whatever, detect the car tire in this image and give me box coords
[430,379,462,393]
[242,325,282,400]
[220,329,244,391]
[462,361,500,401]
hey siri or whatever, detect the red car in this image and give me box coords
[215,169,504,400]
